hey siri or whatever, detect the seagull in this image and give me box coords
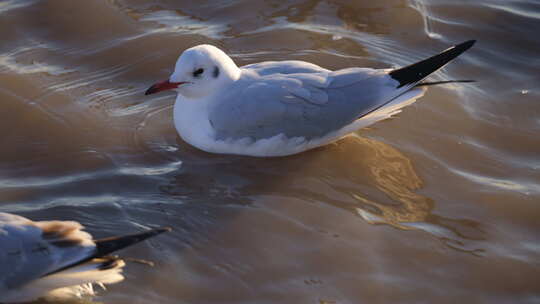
[0,212,170,303]
[145,40,476,157]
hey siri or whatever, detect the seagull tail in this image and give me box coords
[44,227,171,276]
[389,40,476,88]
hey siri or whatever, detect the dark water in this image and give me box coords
[1,0,539,303]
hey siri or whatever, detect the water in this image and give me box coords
[1,0,539,303]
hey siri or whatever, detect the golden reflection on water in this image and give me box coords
[319,135,485,255]
[153,130,484,255]
[350,135,433,227]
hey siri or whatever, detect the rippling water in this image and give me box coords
[1,0,539,303]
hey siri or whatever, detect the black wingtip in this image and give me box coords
[94,227,172,256]
[390,40,476,88]
[43,227,171,277]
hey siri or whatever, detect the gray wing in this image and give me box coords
[241,60,331,75]
[0,213,95,290]
[209,67,403,140]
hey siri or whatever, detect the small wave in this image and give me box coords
[118,161,183,176]
[450,169,538,195]
[0,44,76,75]
[486,3,540,20]
[0,0,37,14]
[140,10,228,39]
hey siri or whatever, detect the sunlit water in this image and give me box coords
[1,1,539,303]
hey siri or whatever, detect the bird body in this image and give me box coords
[0,212,169,303]
[146,40,476,157]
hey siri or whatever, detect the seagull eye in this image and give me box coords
[193,68,204,77]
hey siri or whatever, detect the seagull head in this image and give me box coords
[145,44,240,99]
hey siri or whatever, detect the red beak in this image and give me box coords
[145,80,186,95]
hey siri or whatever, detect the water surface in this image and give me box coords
[1,1,539,303]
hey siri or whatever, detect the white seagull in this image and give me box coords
[146,40,476,157]
[0,212,170,303]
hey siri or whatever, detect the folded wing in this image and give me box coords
[210,67,403,140]
[209,40,476,141]
[0,213,96,290]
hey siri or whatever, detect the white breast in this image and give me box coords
[173,95,217,152]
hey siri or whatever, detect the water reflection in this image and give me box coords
[156,132,486,255]
[345,135,486,255]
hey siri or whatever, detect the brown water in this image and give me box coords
[1,0,539,303]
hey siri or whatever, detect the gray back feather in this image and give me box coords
[0,213,95,290]
[209,62,401,140]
